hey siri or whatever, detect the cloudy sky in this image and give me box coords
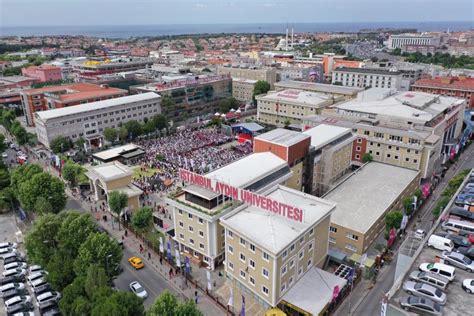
[1,0,472,27]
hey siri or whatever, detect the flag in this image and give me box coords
[332,285,340,303]
[240,295,245,316]
[185,256,190,275]
[159,237,164,253]
[347,268,354,283]
[175,249,181,267]
[167,241,172,262]
[228,287,234,307]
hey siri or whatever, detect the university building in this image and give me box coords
[331,67,406,90]
[412,76,474,108]
[232,78,257,103]
[217,65,277,88]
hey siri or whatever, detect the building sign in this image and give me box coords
[179,169,304,223]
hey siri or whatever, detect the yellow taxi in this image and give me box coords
[128,256,144,270]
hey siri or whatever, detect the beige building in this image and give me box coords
[166,152,293,270]
[86,161,143,213]
[257,89,341,126]
[221,185,336,309]
[323,162,420,255]
[303,124,355,196]
[274,80,363,99]
[232,78,257,103]
[217,66,277,87]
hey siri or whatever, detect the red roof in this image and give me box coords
[413,77,474,91]
[23,83,128,102]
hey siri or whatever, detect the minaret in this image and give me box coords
[291,25,294,49]
[285,25,289,51]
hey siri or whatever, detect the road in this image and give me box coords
[340,145,474,316]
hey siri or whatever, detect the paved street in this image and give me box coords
[335,144,474,316]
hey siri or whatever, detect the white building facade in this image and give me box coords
[332,67,405,90]
[387,34,440,50]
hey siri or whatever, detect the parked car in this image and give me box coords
[1,252,23,262]
[4,295,31,309]
[0,248,15,258]
[456,246,474,260]
[462,279,474,293]
[402,281,447,305]
[450,207,474,221]
[408,271,449,290]
[26,272,47,286]
[456,231,474,244]
[442,251,474,272]
[427,234,454,251]
[0,282,25,295]
[27,265,43,274]
[11,312,34,316]
[4,262,27,271]
[437,232,471,248]
[32,283,51,296]
[419,263,456,281]
[35,291,61,307]
[455,193,474,206]
[38,300,59,315]
[5,302,34,316]
[0,242,17,249]
[399,295,442,315]
[4,256,26,266]
[129,281,148,299]
[0,276,23,286]
[2,268,27,278]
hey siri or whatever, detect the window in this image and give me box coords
[228,261,234,270]
[262,268,269,278]
[228,231,233,238]
[179,221,184,228]
[199,230,204,237]
[240,270,246,279]
[374,132,383,138]
[281,284,286,293]
[309,228,314,236]
[290,243,295,252]
[188,213,193,219]
[198,218,204,224]
[405,157,410,162]
[357,138,362,143]
[299,250,304,260]
[307,259,312,268]
[345,244,357,252]
[289,259,295,269]
[329,237,336,244]
[188,226,194,232]
[414,159,418,163]
[249,244,256,253]
[240,253,246,263]
[199,243,204,249]
[289,277,294,286]
[389,135,402,142]
[262,252,270,261]
[364,130,370,136]
[308,242,314,251]
[179,233,184,240]
[281,265,287,276]
[355,154,360,160]
[356,146,361,151]
[282,250,288,259]
[330,226,337,233]
[249,259,255,269]
[189,238,194,245]
[346,233,359,241]
[386,153,391,158]
[299,237,304,245]
[228,245,233,254]
[240,238,246,246]
[298,267,303,276]
[262,286,269,296]
[249,276,255,286]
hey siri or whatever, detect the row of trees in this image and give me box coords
[391,49,474,69]
[103,115,168,144]
[0,109,32,145]
[432,169,471,219]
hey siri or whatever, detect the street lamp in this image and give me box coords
[105,254,113,276]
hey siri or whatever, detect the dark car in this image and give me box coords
[450,207,474,221]
[457,246,474,260]
[6,301,34,316]
[3,256,26,265]
[33,283,52,296]
[38,299,59,314]
[0,275,22,286]
[437,232,471,248]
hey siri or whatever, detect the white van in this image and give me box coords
[427,234,454,252]
[419,262,456,281]
[441,218,474,234]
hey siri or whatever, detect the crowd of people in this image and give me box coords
[133,129,253,193]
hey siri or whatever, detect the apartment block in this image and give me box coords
[331,67,404,90]
[232,78,257,103]
[217,65,277,87]
[21,65,62,82]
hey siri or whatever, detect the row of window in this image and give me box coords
[228,231,269,261]
[368,150,419,163]
[177,209,205,224]
[178,233,205,250]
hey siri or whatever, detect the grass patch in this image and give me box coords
[144,229,164,249]
[132,166,160,179]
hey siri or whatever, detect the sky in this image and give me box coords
[1,0,473,27]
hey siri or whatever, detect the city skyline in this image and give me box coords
[1,0,473,27]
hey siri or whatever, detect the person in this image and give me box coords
[148,252,151,260]
[169,267,173,279]
[194,291,198,304]
[160,256,163,265]
[125,229,128,237]
[139,244,143,253]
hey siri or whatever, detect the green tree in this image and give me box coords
[175,300,202,316]
[119,127,128,142]
[362,153,373,163]
[108,191,128,230]
[62,160,83,187]
[131,207,153,233]
[103,127,118,143]
[385,211,403,230]
[34,196,53,215]
[143,120,156,135]
[402,197,414,216]
[161,95,176,116]
[0,167,10,190]
[46,250,75,291]
[219,97,238,113]
[10,164,42,192]
[124,120,143,139]
[59,276,88,316]
[57,212,97,256]
[0,110,16,131]
[50,136,73,154]
[253,80,271,97]
[74,232,122,277]
[25,213,62,266]
[0,134,6,155]
[18,171,66,213]
[152,114,168,131]
[84,265,110,299]
[148,290,201,316]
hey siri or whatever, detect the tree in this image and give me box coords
[0,134,6,155]
[84,265,109,299]
[34,196,53,215]
[46,250,75,291]
[148,290,202,316]
[25,213,63,267]
[74,232,122,277]
[385,211,403,230]
[219,97,238,113]
[0,167,10,190]
[119,127,128,142]
[124,120,143,139]
[362,153,373,163]
[143,120,156,135]
[152,114,168,131]
[161,95,176,116]
[57,212,97,256]
[131,207,153,233]
[103,128,118,143]
[62,160,83,187]
[18,171,66,214]
[403,197,414,216]
[108,191,128,230]
[59,276,88,316]
[10,164,42,192]
[253,80,271,102]
[50,136,73,154]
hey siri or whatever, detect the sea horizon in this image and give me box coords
[0,21,472,38]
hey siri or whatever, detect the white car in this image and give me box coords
[414,229,426,239]
[28,265,43,274]
[4,262,27,270]
[0,153,7,158]
[0,282,25,294]
[463,279,474,293]
[35,291,61,307]
[26,272,47,286]
[129,281,148,299]
[4,295,31,309]
[0,242,17,249]
[2,268,27,278]
[0,247,16,258]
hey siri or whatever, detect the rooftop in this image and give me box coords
[258,89,333,107]
[254,128,310,147]
[23,83,127,102]
[0,76,36,84]
[281,267,347,316]
[222,185,336,255]
[86,161,133,182]
[413,76,474,91]
[303,124,352,150]
[275,80,363,95]
[323,162,420,234]
[35,92,160,121]
[333,67,402,76]
[92,144,141,161]
[22,64,60,71]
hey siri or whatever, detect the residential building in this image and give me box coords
[387,34,440,50]
[302,125,355,196]
[254,128,311,191]
[331,67,405,90]
[412,76,474,108]
[221,185,336,309]
[34,92,161,148]
[21,65,62,82]
[20,83,128,126]
[166,152,293,270]
[276,66,323,83]
[217,65,277,88]
[256,89,341,126]
[401,44,437,55]
[324,162,420,255]
[131,74,232,122]
[232,78,257,103]
[303,88,466,178]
